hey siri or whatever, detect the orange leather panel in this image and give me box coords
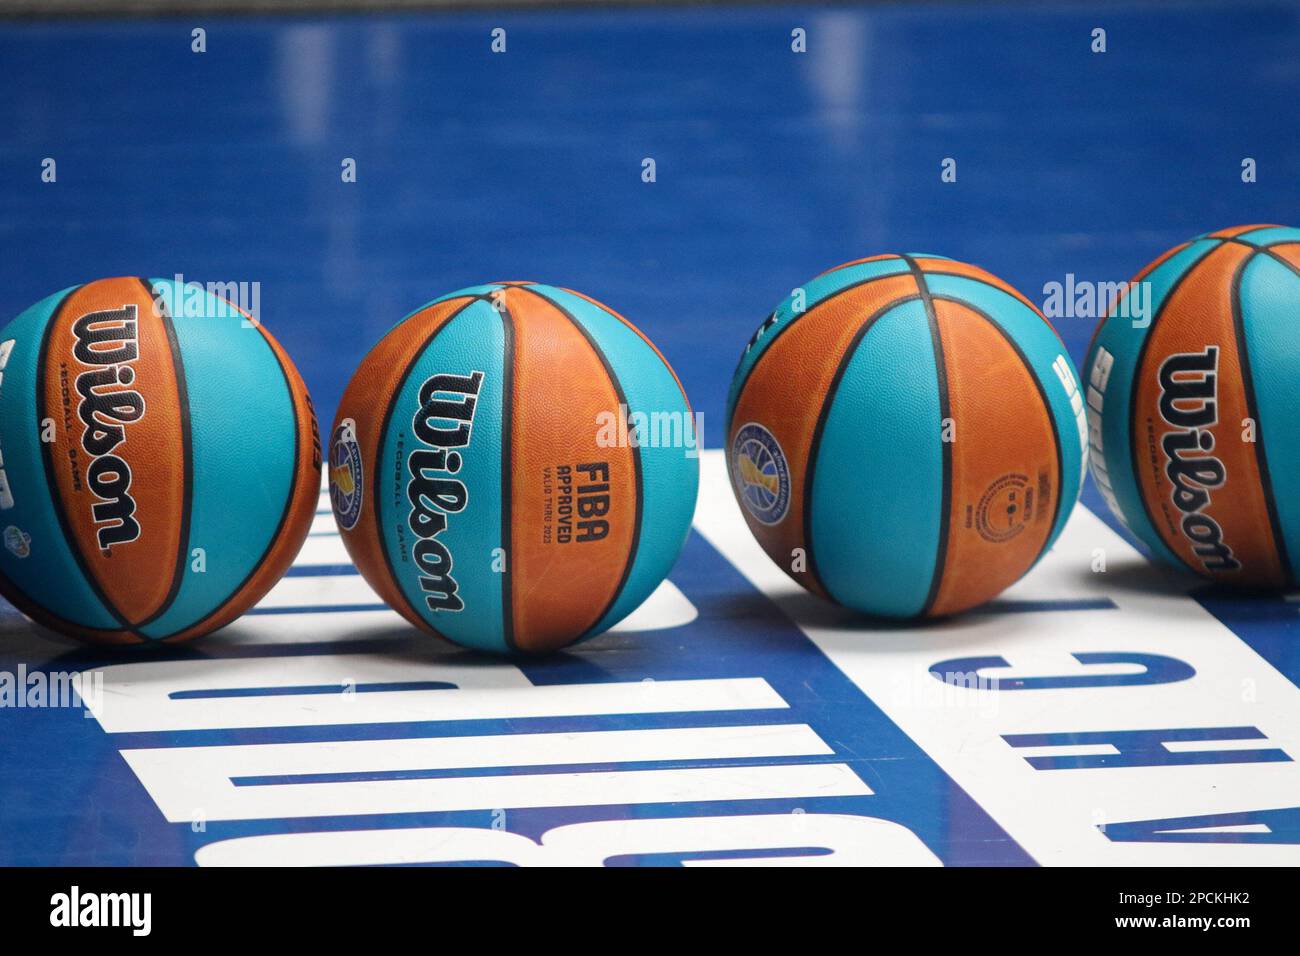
[1132,241,1283,585]
[929,299,1058,616]
[560,287,693,416]
[1265,242,1300,271]
[1210,223,1279,239]
[42,277,185,625]
[506,287,636,652]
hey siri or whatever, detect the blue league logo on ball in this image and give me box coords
[731,422,790,525]
[3,526,30,559]
[330,419,365,531]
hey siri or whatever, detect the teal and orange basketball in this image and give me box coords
[727,255,1087,618]
[330,282,698,654]
[1085,224,1300,589]
[0,277,321,644]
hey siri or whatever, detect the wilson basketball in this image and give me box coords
[1085,224,1300,589]
[727,255,1088,618]
[330,281,698,654]
[0,277,321,644]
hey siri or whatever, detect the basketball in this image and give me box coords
[727,255,1088,618]
[1085,224,1300,589]
[0,277,321,644]
[330,281,698,654]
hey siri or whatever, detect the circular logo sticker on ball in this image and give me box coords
[329,418,364,531]
[731,422,790,525]
[975,472,1034,543]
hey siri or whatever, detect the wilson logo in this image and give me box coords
[406,371,483,613]
[1157,347,1240,572]
[73,306,145,551]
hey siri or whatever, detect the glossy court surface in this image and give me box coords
[0,2,1298,864]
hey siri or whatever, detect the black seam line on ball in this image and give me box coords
[727,257,913,434]
[372,294,486,641]
[726,310,776,418]
[158,296,307,639]
[1083,242,1192,364]
[1125,239,1223,577]
[0,566,114,640]
[36,284,138,634]
[802,293,922,605]
[497,298,517,653]
[514,283,642,643]
[1,288,133,640]
[342,285,508,409]
[1222,235,1300,278]
[933,295,1067,574]
[903,255,951,618]
[567,286,694,416]
[1229,251,1292,583]
[906,269,1041,311]
[131,277,195,634]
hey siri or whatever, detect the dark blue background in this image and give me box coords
[3,2,1298,445]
